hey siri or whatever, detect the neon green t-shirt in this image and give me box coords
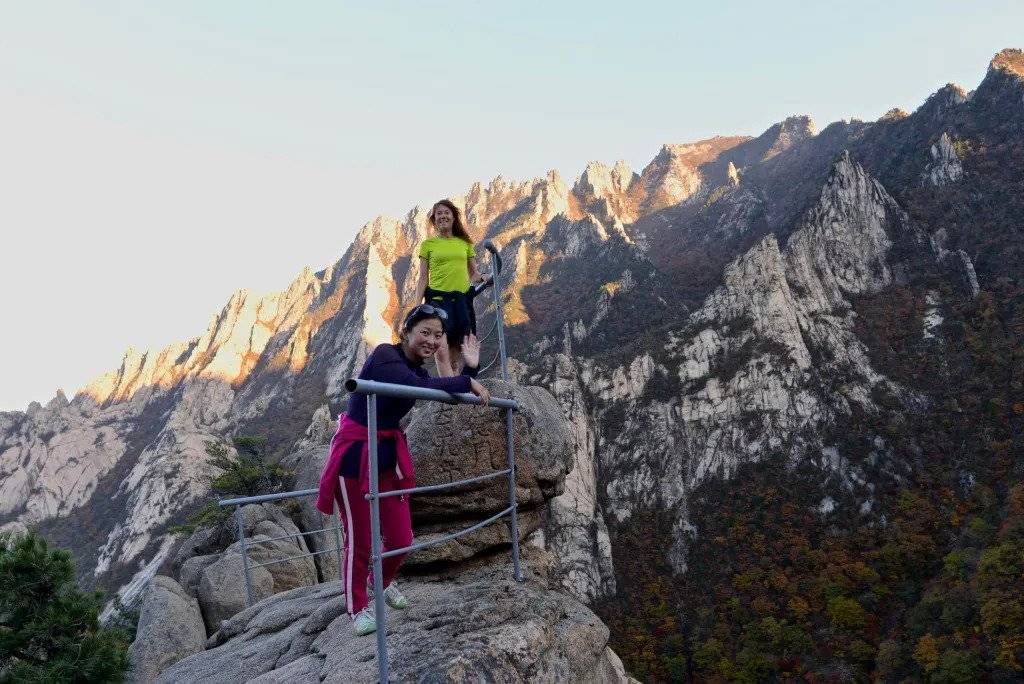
[419,237,475,293]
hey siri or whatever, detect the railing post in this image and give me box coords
[333,501,345,582]
[235,507,255,606]
[488,247,510,382]
[367,394,389,682]
[505,407,524,582]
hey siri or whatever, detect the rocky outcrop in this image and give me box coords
[638,138,747,214]
[285,445,343,585]
[172,503,318,633]
[155,555,636,684]
[542,353,617,602]
[0,520,28,539]
[398,380,571,566]
[760,115,817,161]
[142,378,572,635]
[127,576,206,683]
[573,160,641,225]
[923,132,964,186]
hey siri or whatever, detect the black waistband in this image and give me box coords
[425,287,470,302]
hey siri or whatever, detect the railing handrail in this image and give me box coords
[380,504,516,560]
[370,467,511,500]
[345,378,517,408]
[217,464,513,510]
[218,487,319,508]
[243,523,342,545]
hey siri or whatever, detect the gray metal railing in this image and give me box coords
[218,489,345,605]
[472,240,509,380]
[217,239,516,682]
[354,379,522,682]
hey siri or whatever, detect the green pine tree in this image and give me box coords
[0,532,130,683]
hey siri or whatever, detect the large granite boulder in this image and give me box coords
[126,576,206,683]
[172,502,318,633]
[405,380,572,518]
[155,553,636,683]
[401,380,573,566]
[195,547,275,633]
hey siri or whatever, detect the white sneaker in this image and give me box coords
[352,607,376,636]
[368,581,410,610]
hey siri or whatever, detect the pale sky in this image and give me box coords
[1,1,1021,410]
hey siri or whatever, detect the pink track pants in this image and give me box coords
[336,470,413,615]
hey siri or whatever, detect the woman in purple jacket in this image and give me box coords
[316,304,489,636]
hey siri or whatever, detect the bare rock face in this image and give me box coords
[573,160,641,225]
[923,132,964,186]
[409,508,544,566]
[0,393,127,523]
[532,151,941,573]
[0,520,28,539]
[543,354,617,603]
[154,555,637,684]
[171,503,318,633]
[400,381,572,566]
[196,551,275,633]
[405,380,572,516]
[126,575,206,684]
[761,115,817,160]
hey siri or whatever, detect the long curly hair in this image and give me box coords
[428,199,472,245]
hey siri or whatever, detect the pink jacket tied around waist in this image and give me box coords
[315,414,416,515]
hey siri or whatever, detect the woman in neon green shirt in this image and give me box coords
[413,199,485,375]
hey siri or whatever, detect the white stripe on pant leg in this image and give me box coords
[339,476,355,615]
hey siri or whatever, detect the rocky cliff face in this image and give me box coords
[2,53,1022,680]
[532,151,938,581]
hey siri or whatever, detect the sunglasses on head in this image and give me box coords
[404,304,448,330]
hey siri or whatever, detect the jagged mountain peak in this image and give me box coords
[569,161,641,227]
[915,82,969,122]
[818,150,894,209]
[46,390,69,411]
[612,158,633,178]
[575,160,637,200]
[354,214,405,247]
[879,107,910,122]
[990,47,1024,78]
[972,47,1024,125]
[544,168,565,187]
[635,136,748,214]
[760,115,817,160]
[79,261,333,407]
